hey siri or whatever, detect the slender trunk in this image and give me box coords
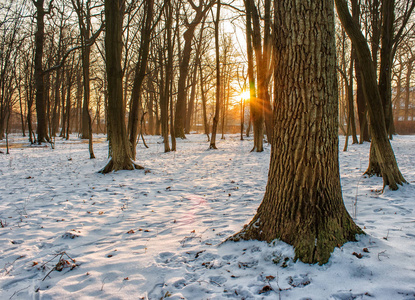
[263,0,273,143]
[185,17,206,134]
[240,99,244,140]
[81,43,91,139]
[199,61,210,140]
[148,91,154,135]
[27,76,34,143]
[88,110,95,158]
[18,84,26,136]
[351,0,369,143]
[186,62,199,134]
[160,30,170,152]
[355,57,370,143]
[349,48,358,144]
[404,59,413,121]
[51,68,61,137]
[248,0,264,152]
[209,0,220,149]
[175,1,213,138]
[169,6,176,151]
[160,55,170,152]
[244,0,258,148]
[65,67,72,140]
[128,0,154,160]
[128,0,153,160]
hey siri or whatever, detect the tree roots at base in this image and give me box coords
[99,158,144,174]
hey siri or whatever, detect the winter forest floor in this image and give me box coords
[0,133,414,300]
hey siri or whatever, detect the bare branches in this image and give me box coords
[44,21,105,74]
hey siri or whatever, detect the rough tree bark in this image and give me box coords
[230,0,362,264]
[33,0,50,143]
[100,0,142,173]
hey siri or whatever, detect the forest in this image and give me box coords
[1,0,415,298]
[0,0,414,152]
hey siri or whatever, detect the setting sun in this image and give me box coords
[240,90,251,100]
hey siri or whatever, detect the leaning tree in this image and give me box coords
[230,0,362,264]
[335,0,406,190]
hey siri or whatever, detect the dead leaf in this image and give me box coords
[259,285,272,294]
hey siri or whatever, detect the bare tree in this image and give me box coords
[209,0,220,149]
[100,0,142,173]
[335,0,407,190]
[174,0,215,139]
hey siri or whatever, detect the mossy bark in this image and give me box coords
[230,0,362,265]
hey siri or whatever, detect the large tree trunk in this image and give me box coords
[101,0,142,173]
[34,0,49,143]
[231,0,362,265]
[335,0,406,190]
[378,0,394,137]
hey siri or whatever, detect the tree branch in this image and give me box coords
[44,22,105,74]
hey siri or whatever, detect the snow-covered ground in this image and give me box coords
[0,133,414,300]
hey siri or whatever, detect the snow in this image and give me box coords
[0,133,414,299]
